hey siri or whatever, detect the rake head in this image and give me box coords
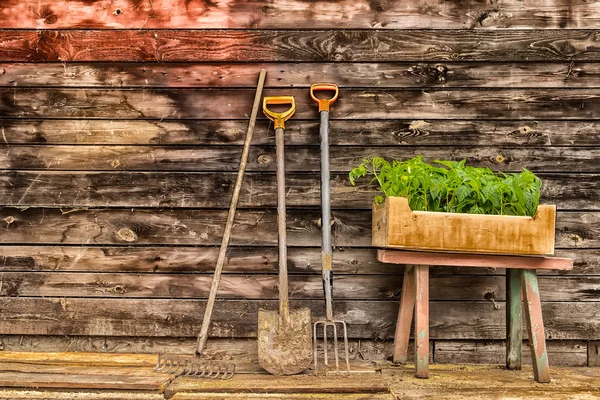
[313,318,350,374]
[155,354,235,379]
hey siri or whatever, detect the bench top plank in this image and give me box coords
[377,250,573,271]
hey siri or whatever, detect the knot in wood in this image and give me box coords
[494,155,506,164]
[257,154,270,165]
[117,228,138,242]
[3,216,15,226]
[113,8,122,15]
[518,125,532,134]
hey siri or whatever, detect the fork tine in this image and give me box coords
[333,323,340,371]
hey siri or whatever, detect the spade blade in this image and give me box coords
[258,308,312,375]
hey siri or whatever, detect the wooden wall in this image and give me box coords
[0,0,599,367]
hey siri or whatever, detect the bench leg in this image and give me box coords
[393,265,416,364]
[414,265,429,378]
[522,269,551,383]
[506,268,523,370]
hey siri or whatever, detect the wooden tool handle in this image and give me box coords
[196,69,267,355]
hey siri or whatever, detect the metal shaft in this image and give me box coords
[275,126,290,322]
[319,110,334,321]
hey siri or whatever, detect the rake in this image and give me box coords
[155,69,266,378]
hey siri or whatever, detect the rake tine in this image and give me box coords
[323,323,329,366]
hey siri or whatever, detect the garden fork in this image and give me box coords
[310,83,350,374]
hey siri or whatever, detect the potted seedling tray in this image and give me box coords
[372,196,555,255]
[350,156,556,256]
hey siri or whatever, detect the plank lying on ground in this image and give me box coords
[1,172,597,211]
[3,62,600,89]
[1,247,597,276]
[0,389,163,400]
[3,0,599,29]
[3,88,600,120]
[0,208,597,249]
[0,372,168,391]
[2,119,598,147]
[385,365,600,400]
[164,374,389,397]
[169,394,393,400]
[0,352,157,367]
[1,272,597,302]
[2,30,600,62]
[1,298,599,340]
[434,340,588,366]
[0,146,597,173]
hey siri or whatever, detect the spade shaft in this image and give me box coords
[259,96,312,376]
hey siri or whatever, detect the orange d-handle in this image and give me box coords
[263,96,296,130]
[310,83,339,112]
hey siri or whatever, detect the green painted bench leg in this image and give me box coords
[506,268,522,370]
[414,265,429,379]
[521,269,551,383]
[393,265,416,364]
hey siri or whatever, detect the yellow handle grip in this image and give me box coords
[263,96,296,130]
[310,83,339,112]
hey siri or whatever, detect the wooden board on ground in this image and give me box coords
[0,372,168,391]
[0,389,163,400]
[384,365,600,399]
[170,394,394,400]
[163,374,389,397]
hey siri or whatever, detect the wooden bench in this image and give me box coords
[377,249,574,383]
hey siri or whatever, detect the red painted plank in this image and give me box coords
[1,30,599,62]
[377,250,573,271]
[2,1,600,29]
[393,266,416,364]
[521,269,551,383]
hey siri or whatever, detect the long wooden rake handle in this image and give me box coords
[196,69,267,355]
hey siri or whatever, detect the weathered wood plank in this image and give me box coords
[0,209,597,248]
[3,88,600,120]
[589,341,600,367]
[4,62,600,88]
[0,371,168,391]
[164,374,388,396]
[1,172,597,210]
[0,389,163,400]
[17,272,600,302]
[0,352,157,367]
[2,30,600,62]
[1,247,596,276]
[0,146,597,173]
[434,340,588,367]
[2,1,599,29]
[3,119,599,147]
[1,298,598,340]
[0,335,588,367]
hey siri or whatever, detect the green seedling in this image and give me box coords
[349,156,541,217]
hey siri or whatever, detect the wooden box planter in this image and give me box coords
[372,197,556,256]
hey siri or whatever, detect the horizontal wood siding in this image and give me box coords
[0,1,598,367]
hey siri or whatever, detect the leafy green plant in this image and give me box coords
[349,156,542,216]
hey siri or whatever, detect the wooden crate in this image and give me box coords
[372,197,556,255]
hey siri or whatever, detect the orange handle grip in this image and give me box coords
[262,96,296,130]
[310,83,339,112]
